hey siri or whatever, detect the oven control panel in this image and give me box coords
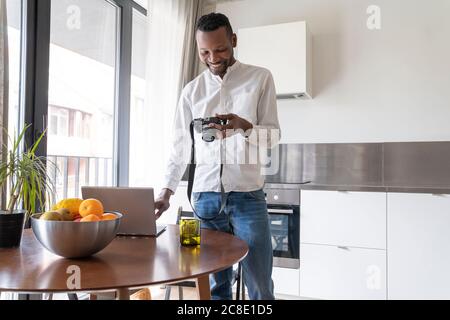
[264,188,300,205]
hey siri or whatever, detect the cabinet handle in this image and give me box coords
[337,246,350,251]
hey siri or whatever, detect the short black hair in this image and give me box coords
[196,12,233,37]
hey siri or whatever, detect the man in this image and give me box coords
[155,12,280,300]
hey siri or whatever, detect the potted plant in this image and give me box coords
[0,124,55,248]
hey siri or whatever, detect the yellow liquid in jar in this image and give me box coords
[180,219,201,246]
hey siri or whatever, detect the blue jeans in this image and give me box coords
[192,189,275,300]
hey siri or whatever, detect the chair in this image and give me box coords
[164,207,245,300]
[44,293,78,300]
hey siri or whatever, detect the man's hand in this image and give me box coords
[154,188,173,219]
[209,113,253,139]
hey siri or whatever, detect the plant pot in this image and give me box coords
[0,210,26,248]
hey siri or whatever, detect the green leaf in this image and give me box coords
[1,124,54,215]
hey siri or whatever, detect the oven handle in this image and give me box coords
[267,208,294,215]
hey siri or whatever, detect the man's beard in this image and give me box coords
[207,60,229,76]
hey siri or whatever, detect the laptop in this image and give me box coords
[81,186,167,237]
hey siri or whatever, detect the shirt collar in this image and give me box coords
[227,59,241,73]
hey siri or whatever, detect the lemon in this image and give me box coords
[40,211,62,221]
[52,198,83,216]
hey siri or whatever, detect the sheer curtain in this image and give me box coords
[142,0,205,191]
[0,0,8,210]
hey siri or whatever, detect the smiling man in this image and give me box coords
[155,12,280,300]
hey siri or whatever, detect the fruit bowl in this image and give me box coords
[30,212,122,258]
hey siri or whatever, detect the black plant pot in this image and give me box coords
[0,210,26,248]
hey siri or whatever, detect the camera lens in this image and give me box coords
[203,136,215,142]
[202,127,218,142]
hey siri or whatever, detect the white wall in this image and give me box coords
[216,0,450,143]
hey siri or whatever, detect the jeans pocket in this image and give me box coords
[192,192,202,203]
[246,189,266,202]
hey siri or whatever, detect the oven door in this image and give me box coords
[268,204,300,269]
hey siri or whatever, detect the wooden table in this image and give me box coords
[0,225,248,300]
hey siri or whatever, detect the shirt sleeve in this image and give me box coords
[244,71,281,149]
[162,88,192,193]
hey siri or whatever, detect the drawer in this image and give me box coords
[300,190,386,249]
[272,266,300,297]
[300,243,386,300]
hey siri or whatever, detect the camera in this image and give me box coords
[193,117,228,142]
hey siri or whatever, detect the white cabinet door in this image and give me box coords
[300,244,386,300]
[237,21,312,98]
[301,190,386,249]
[272,267,300,297]
[388,193,450,299]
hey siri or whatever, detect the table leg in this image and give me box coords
[116,288,130,300]
[195,275,211,300]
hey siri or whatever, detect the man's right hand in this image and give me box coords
[155,188,173,219]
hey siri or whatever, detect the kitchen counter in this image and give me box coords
[279,183,450,194]
[180,181,450,194]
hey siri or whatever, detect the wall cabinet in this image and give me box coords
[387,193,450,299]
[237,21,312,99]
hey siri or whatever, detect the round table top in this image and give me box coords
[0,225,248,293]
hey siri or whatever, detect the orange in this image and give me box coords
[101,213,117,221]
[80,214,100,222]
[79,198,104,218]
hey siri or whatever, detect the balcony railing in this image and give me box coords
[48,155,113,200]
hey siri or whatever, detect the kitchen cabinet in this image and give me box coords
[387,193,450,299]
[299,190,387,299]
[300,243,386,300]
[237,21,312,99]
[272,266,300,297]
[301,190,386,249]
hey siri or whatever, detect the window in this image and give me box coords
[1,0,23,214]
[6,0,22,139]
[2,0,147,203]
[48,106,69,136]
[47,0,119,199]
[129,9,148,186]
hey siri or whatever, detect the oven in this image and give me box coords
[264,187,300,269]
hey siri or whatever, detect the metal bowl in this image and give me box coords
[30,212,122,258]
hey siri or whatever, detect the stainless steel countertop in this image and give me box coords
[264,183,450,194]
[180,181,450,194]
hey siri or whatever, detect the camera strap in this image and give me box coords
[187,121,227,221]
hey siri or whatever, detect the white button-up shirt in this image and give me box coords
[163,60,281,193]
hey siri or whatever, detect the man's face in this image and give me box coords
[196,26,237,77]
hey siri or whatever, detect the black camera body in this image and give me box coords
[193,117,228,142]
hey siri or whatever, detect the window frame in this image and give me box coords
[20,0,147,187]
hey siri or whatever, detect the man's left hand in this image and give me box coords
[209,113,253,139]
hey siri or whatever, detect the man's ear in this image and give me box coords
[231,33,237,48]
